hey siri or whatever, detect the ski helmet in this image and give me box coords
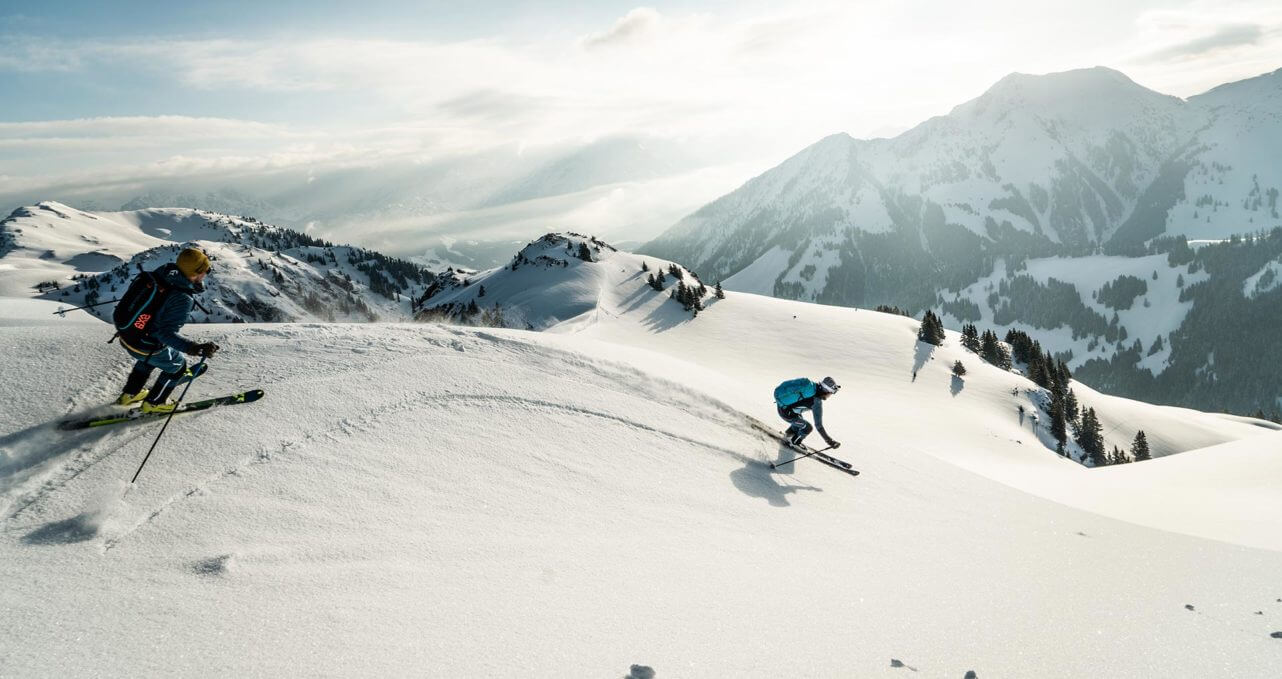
[819,376,841,394]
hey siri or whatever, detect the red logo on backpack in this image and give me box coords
[134,313,151,330]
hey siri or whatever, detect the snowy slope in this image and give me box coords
[568,276,1280,534]
[5,232,1282,677]
[3,296,1282,678]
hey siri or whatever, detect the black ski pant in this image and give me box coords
[777,405,811,443]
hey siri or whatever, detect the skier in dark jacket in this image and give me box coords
[774,376,842,449]
[115,247,220,413]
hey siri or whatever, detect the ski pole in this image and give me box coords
[769,445,832,469]
[130,357,208,484]
[52,298,119,316]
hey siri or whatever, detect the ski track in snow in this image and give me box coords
[98,391,771,553]
[66,324,784,553]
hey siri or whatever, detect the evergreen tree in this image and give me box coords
[1131,430,1151,461]
[1027,353,1050,389]
[918,310,945,345]
[1077,407,1106,466]
[478,285,486,298]
[952,360,967,376]
[641,261,649,272]
[654,270,666,289]
[1064,389,1080,429]
[1050,391,1068,452]
[961,324,980,352]
[980,330,999,364]
[994,342,1012,370]
[715,281,725,299]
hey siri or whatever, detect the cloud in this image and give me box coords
[580,7,663,49]
[0,36,82,71]
[1136,23,1265,63]
[0,116,284,140]
[7,1,1282,234]
[436,90,550,124]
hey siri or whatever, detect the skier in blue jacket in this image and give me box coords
[114,247,220,413]
[774,376,842,449]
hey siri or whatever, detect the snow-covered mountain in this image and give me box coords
[0,201,434,323]
[414,232,716,330]
[641,66,1282,417]
[2,256,1281,675]
[1157,67,1282,244]
[646,67,1282,284]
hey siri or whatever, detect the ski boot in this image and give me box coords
[117,389,149,406]
[140,400,179,415]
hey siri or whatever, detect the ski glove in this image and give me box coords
[191,342,220,358]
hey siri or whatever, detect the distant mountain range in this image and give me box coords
[0,202,433,325]
[642,66,1282,417]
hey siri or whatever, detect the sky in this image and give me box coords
[1,0,1280,241]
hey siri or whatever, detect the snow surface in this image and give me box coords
[6,235,1282,677]
[724,244,791,295]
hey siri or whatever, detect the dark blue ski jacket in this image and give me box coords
[118,263,200,355]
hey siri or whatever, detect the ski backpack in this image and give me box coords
[112,268,169,337]
[774,378,816,408]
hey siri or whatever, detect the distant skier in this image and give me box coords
[773,376,842,450]
[113,247,221,413]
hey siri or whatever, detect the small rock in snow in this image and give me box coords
[965,672,978,679]
[626,664,656,679]
[192,554,236,576]
[1184,604,1195,611]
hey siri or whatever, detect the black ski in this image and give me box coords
[749,421,859,476]
[59,390,265,430]
[770,446,860,476]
